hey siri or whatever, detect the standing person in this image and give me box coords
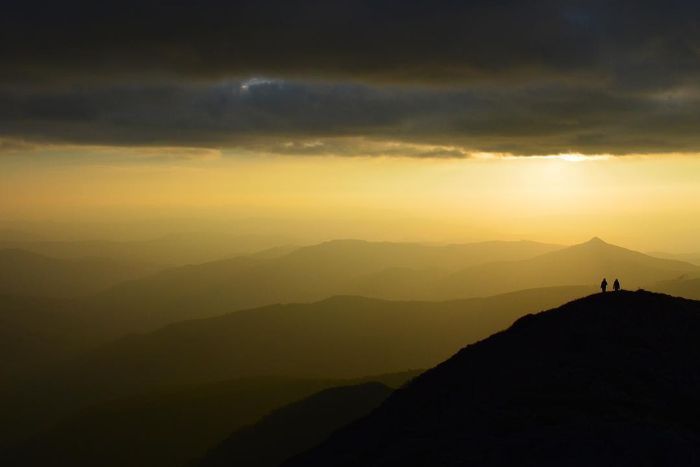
[601,278,608,293]
[613,279,620,291]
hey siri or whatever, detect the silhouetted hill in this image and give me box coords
[52,286,593,400]
[83,239,564,332]
[2,374,414,467]
[286,291,700,467]
[0,248,159,298]
[200,383,393,467]
[435,237,698,298]
[0,286,590,448]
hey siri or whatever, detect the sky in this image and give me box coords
[2,0,700,251]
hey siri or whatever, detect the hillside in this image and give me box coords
[51,286,593,399]
[0,249,159,298]
[286,291,700,466]
[199,383,393,467]
[0,286,590,448]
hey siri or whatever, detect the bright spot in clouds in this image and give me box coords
[240,77,279,92]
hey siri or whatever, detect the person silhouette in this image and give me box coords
[600,278,608,293]
[613,278,620,292]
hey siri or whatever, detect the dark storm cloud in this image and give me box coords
[3,79,700,155]
[3,0,699,87]
[2,0,700,155]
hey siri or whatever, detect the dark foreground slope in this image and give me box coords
[200,383,393,467]
[287,291,700,467]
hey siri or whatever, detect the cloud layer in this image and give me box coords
[2,0,700,156]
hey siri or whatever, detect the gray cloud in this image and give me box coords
[2,1,700,156]
[2,79,700,156]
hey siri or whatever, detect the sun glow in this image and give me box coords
[476,152,613,162]
[511,153,613,162]
[550,153,612,162]
[2,150,700,250]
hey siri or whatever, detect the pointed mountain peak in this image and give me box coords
[586,236,607,245]
[565,236,612,252]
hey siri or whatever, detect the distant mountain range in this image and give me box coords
[0,238,566,328]
[286,291,700,466]
[4,237,697,333]
[4,236,698,387]
[58,239,563,332]
[0,233,294,267]
[74,237,698,332]
[0,249,159,298]
[3,237,698,391]
[649,250,700,266]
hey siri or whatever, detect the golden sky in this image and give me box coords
[4,1,700,253]
[2,146,699,252]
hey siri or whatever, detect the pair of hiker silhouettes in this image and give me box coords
[601,278,620,293]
